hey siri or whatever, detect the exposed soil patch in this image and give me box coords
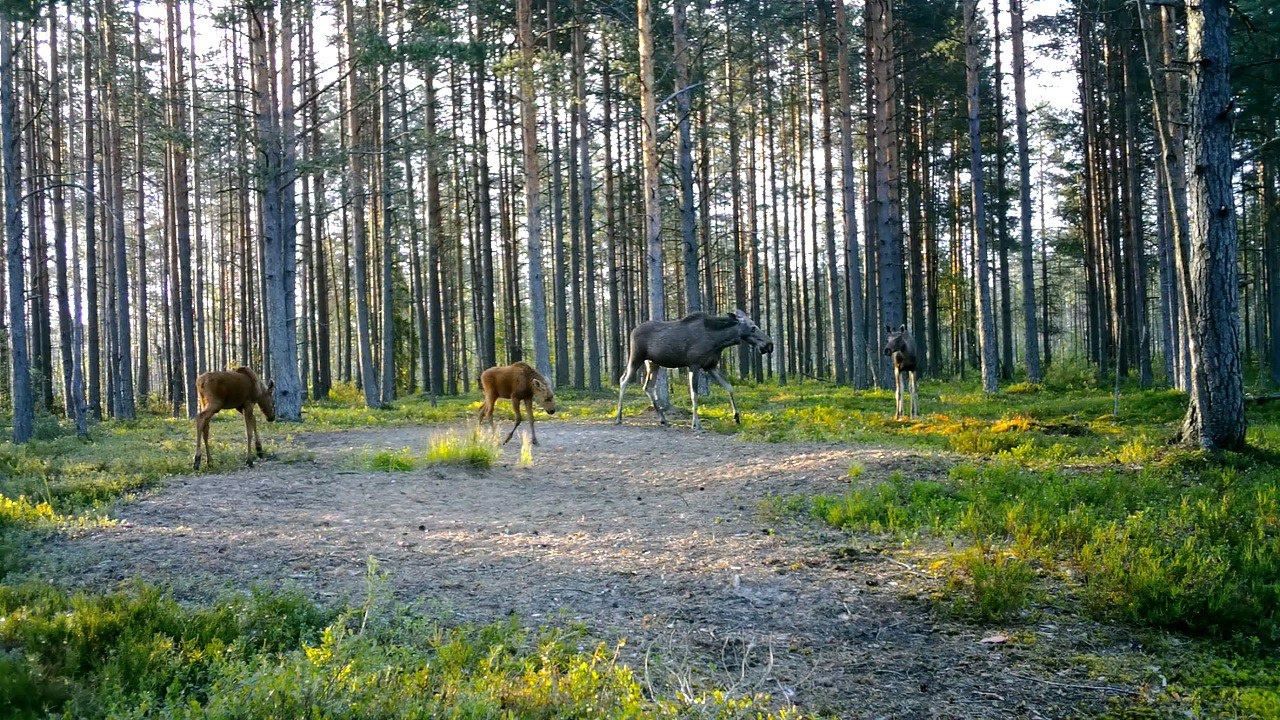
[38,420,1153,718]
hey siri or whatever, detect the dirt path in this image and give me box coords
[40,421,1147,718]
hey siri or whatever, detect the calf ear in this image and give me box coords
[899,324,907,333]
[267,379,275,393]
[532,378,547,393]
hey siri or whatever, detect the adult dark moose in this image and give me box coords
[616,309,774,430]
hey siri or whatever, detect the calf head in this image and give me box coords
[258,379,278,421]
[882,325,916,366]
[734,309,774,355]
[531,377,556,415]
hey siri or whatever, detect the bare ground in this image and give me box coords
[36,419,1158,719]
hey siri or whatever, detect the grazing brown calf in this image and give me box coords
[478,362,556,445]
[192,366,276,470]
[883,325,919,420]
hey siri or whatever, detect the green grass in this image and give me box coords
[364,448,417,471]
[0,580,796,719]
[799,457,1280,638]
[2,373,1278,717]
[425,430,501,468]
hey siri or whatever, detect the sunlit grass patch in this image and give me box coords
[424,431,500,469]
[364,448,417,472]
[0,581,800,720]
[796,458,1280,640]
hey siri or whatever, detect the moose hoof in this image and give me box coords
[193,457,201,471]
[734,413,741,424]
[256,449,266,459]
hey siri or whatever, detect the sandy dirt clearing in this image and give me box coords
[37,420,1152,718]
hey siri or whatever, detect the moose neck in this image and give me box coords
[709,323,745,353]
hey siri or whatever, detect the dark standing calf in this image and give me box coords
[193,366,276,469]
[883,325,919,419]
[478,362,557,445]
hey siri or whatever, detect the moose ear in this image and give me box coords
[885,325,892,333]
[267,379,275,392]
[734,308,749,321]
[899,324,907,333]
[532,378,547,392]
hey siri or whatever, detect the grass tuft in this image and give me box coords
[365,448,417,472]
[424,431,500,469]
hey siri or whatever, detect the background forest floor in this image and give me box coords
[1,365,1278,717]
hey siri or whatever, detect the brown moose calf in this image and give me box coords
[478,362,556,445]
[193,366,276,470]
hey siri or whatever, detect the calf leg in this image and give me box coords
[643,361,669,426]
[253,409,265,459]
[527,398,538,445]
[708,368,741,424]
[615,360,642,424]
[503,398,523,445]
[896,366,906,417]
[910,371,919,418]
[193,404,219,470]
[244,412,257,467]
[687,368,701,430]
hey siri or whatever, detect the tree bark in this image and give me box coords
[964,0,998,393]
[343,0,381,406]
[2,18,31,442]
[1177,0,1246,450]
[1009,0,1040,382]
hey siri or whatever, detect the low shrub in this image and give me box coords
[946,545,1036,621]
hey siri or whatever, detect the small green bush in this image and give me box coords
[946,546,1036,621]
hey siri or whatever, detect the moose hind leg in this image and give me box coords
[643,361,668,426]
[910,371,919,418]
[687,368,701,430]
[616,362,640,424]
[709,369,741,424]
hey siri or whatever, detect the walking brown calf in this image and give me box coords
[192,366,276,470]
[477,362,556,445]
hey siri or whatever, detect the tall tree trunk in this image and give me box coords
[104,5,136,418]
[1009,0,1040,382]
[424,75,447,396]
[1264,136,1280,387]
[51,12,75,415]
[343,0,380,406]
[2,17,31,442]
[1176,0,1245,449]
[377,0,395,404]
[574,0,599,390]
[517,0,552,379]
[992,0,1013,378]
[638,0,668,405]
[869,0,904,375]
[83,0,101,420]
[964,0,998,393]
[547,0,569,387]
[674,0,700,315]
[817,1,845,383]
[167,0,197,416]
[834,0,865,386]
